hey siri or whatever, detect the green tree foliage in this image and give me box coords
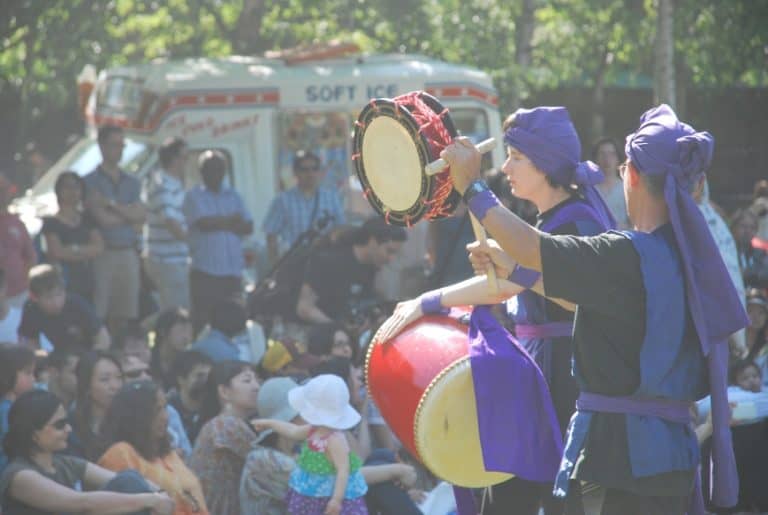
[0,0,766,162]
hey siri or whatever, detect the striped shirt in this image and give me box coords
[144,169,189,264]
[183,185,252,277]
[262,186,345,248]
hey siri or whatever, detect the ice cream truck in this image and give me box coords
[13,51,504,261]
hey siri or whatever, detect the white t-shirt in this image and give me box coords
[0,306,22,344]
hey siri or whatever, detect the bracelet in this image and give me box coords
[420,291,449,315]
[507,265,540,289]
[467,189,500,221]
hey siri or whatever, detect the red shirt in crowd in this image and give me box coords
[0,212,36,297]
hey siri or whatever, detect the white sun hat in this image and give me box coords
[288,374,361,430]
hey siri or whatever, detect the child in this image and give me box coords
[251,374,368,515]
[18,264,110,352]
[0,343,36,474]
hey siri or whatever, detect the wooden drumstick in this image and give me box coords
[424,137,497,176]
[469,213,499,295]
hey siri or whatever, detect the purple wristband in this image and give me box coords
[507,265,540,289]
[420,291,449,315]
[468,189,500,221]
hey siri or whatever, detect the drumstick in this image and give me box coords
[424,138,497,176]
[469,213,499,294]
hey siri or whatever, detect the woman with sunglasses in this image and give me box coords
[99,381,208,515]
[0,389,174,514]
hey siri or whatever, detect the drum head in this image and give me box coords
[361,116,423,212]
[414,357,514,488]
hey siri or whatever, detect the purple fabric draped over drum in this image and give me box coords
[468,305,563,482]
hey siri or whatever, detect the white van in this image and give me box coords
[14,52,503,262]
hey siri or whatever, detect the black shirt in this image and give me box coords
[540,229,694,496]
[303,244,375,323]
[18,293,102,353]
[0,454,87,515]
[41,214,98,302]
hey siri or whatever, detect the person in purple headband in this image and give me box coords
[427,104,748,515]
[374,107,614,515]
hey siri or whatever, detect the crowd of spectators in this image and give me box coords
[0,123,767,514]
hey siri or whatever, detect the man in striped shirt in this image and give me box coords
[262,150,345,265]
[144,137,190,310]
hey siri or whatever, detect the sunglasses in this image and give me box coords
[50,418,69,430]
[124,369,150,380]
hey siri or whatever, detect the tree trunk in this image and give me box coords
[654,0,676,108]
[233,0,266,54]
[511,0,536,109]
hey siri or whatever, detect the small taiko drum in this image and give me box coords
[365,312,513,487]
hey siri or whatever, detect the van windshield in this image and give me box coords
[30,137,151,196]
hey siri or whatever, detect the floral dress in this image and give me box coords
[286,428,368,514]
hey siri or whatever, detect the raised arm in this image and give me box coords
[250,418,312,441]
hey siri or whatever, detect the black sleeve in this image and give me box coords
[40,216,58,236]
[17,303,42,339]
[540,231,643,316]
[303,250,334,294]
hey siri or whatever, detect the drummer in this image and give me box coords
[435,105,747,514]
[375,106,614,514]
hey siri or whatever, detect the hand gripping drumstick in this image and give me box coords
[425,137,499,295]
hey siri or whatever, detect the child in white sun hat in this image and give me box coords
[251,374,368,515]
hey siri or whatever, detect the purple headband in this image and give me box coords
[626,104,748,508]
[504,106,616,229]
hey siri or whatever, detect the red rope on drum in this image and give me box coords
[355,120,366,128]
[390,91,456,221]
[362,187,372,200]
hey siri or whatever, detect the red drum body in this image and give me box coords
[365,313,513,487]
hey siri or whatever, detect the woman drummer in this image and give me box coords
[375,106,614,515]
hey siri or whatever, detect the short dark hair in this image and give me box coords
[306,323,342,356]
[102,381,171,461]
[47,348,80,371]
[114,320,147,352]
[199,360,258,426]
[310,356,352,383]
[210,300,247,338]
[97,125,123,146]
[158,137,187,169]
[3,390,61,460]
[0,344,36,398]
[351,217,407,245]
[591,137,621,162]
[53,171,84,201]
[154,307,191,345]
[753,179,768,201]
[728,359,760,385]
[293,150,321,173]
[170,350,213,386]
[199,150,228,178]
[29,264,65,296]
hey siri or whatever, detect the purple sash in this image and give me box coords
[576,392,691,424]
[514,322,573,340]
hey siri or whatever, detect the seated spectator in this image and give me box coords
[191,300,250,362]
[0,267,23,343]
[166,351,212,443]
[0,344,36,475]
[751,178,768,244]
[240,377,417,515]
[592,137,630,229]
[0,390,174,514]
[745,289,768,380]
[184,150,253,334]
[41,171,104,302]
[0,170,37,309]
[117,350,192,460]
[150,307,194,388]
[115,320,151,365]
[296,217,405,326]
[99,381,208,514]
[18,264,110,353]
[190,361,261,515]
[68,351,123,460]
[731,208,768,288]
[45,348,80,408]
[307,323,354,360]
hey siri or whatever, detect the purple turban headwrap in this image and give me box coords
[625,104,749,508]
[503,106,616,229]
